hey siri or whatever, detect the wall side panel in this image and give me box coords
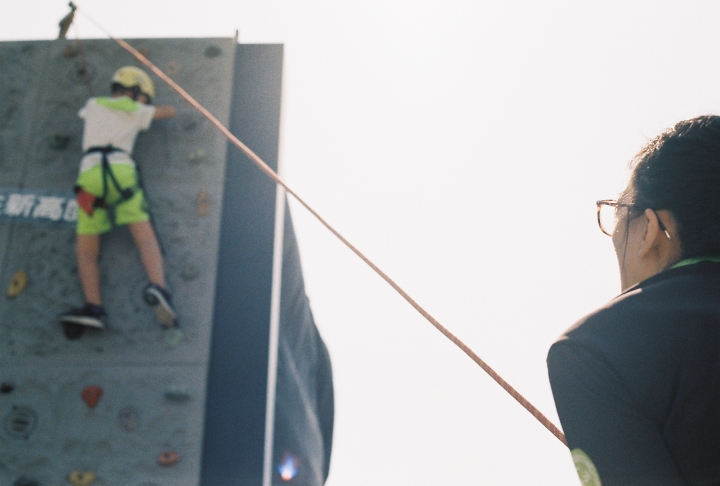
[201,44,283,485]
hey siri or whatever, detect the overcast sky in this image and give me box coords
[5,1,720,484]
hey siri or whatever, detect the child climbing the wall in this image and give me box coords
[59,66,178,335]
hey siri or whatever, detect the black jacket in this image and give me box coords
[548,262,720,486]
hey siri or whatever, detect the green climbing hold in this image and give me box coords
[164,327,183,347]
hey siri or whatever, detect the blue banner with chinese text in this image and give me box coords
[0,188,77,226]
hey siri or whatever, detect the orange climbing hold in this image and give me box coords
[157,450,180,466]
[81,385,102,408]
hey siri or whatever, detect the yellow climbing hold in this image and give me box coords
[69,471,96,486]
[7,270,28,298]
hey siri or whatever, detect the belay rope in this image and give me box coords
[72,4,568,447]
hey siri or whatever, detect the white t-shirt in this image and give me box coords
[78,96,156,173]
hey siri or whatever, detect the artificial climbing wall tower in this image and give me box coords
[0,38,333,486]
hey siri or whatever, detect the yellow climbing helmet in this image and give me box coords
[112,66,155,101]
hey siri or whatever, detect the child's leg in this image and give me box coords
[76,234,102,306]
[128,220,166,288]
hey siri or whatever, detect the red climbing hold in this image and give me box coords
[157,450,180,466]
[81,385,102,408]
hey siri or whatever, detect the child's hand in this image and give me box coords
[153,105,176,120]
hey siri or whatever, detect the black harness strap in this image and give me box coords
[78,145,136,207]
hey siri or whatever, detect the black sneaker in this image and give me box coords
[143,284,178,328]
[59,304,106,329]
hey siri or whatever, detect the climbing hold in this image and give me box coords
[62,45,77,58]
[166,61,181,75]
[118,406,138,431]
[0,382,15,394]
[157,450,180,466]
[3,405,38,439]
[180,264,200,281]
[81,385,102,408]
[188,149,206,163]
[196,191,211,217]
[70,61,96,83]
[48,133,71,150]
[69,471,96,486]
[62,322,85,340]
[164,386,191,403]
[204,45,222,58]
[182,117,199,132]
[164,327,183,348]
[138,48,150,59]
[13,477,40,486]
[7,270,28,298]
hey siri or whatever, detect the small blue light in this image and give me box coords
[278,452,299,481]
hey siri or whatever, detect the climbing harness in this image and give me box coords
[72,4,568,447]
[75,145,136,216]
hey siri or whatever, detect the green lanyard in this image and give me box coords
[671,256,720,269]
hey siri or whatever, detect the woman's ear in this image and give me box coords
[637,208,663,258]
[639,209,682,266]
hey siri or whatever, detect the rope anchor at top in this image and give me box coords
[58,2,77,39]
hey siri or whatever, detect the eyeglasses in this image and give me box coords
[596,199,632,236]
[596,199,672,239]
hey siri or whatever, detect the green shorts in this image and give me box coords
[76,164,150,235]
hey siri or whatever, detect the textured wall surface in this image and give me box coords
[0,37,236,485]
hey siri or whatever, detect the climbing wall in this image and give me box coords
[0,38,236,485]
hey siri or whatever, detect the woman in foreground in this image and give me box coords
[548,116,720,486]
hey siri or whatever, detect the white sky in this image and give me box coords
[5,1,720,484]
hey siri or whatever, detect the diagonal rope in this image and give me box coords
[73,4,567,447]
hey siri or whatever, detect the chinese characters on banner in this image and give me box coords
[0,188,77,226]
